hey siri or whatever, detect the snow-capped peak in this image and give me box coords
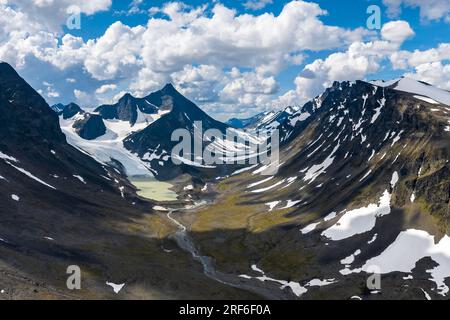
[371,77,450,106]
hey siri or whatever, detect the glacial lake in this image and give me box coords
[129,176,178,202]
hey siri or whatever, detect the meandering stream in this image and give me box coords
[165,209,291,300]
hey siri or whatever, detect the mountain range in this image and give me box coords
[1,60,449,300]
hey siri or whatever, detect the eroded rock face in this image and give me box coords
[95,92,159,125]
[73,113,107,140]
[123,84,229,180]
[61,103,83,120]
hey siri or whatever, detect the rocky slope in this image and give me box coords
[187,79,450,300]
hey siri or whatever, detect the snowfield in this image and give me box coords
[363,229,450,296]
[59,114,160,177]
[322,172,398,241]
[371,78,450,106]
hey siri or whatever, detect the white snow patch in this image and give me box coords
[73,175,86,184]
[301,222,320,235]
[363,229,450,296]
[306,278,336,287]
[231,164,259,176]
[322,189,391,241]
[324,212,337,222]
[359,170,372,182]
[303,144,340,183]
[341,249,361,265]
[414,95,439,104]
[153,206,169,212]
[421,288,432,300]
[0,151,18,163]
[251,180,285,193]
[8,163,56,190]
[390,171,399,188]
[371,92,386,124]
[119,186,125,198]
[281,200,301,209]
[368,234,378,244]
[106,282,125,294]
[266,201,281,212]
[240,265,307,297]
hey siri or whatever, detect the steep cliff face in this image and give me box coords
[95,92,160,126]
[72,113,107,140]
[0,62,66,145]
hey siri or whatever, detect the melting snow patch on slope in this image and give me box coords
[306,278,336,287]
[359,170,372,182]
[341,249,362,265]
[371,98,385,124]
[363,229,450,296]
[1,152,56,189]
[324,212,337,222]
[390,171,399,188]
[0,151,18,162]
[322,190,391,241]
[324,172,398,241]
[231,164,259,176]
[251,180,285,193]
[368,234,378,244]
[106,282,125,294]
[281,200,301,209]
[414,95,439,104]
[73,175,86,184]
[301,223,320,235]
[8,163,56,190]
[421,288,432,300]
[303,144,340,183]
[240,265,307,297]
[266,201,281,212]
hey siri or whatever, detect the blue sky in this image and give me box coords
[0,0,448,120]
